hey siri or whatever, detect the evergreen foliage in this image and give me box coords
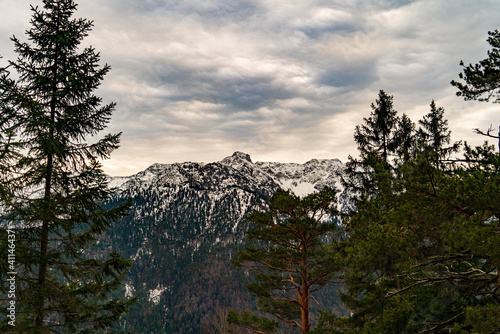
[336,145,500,333]
[0,1,134,332]
[344,90,401,201]
[451,30,500,152]
[354,90,399,166]
[324,89,500,333]
[393,113,416,165]
[451,30,500,103]
[229,188,341,333]
[417,100,460,169]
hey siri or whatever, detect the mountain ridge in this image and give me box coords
[110,151,346,200]
[103,151,348,333]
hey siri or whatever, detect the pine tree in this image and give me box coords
[451,30,500,103]
[451,30,500,152]
[228,188,340,334]
[0,1,134,332]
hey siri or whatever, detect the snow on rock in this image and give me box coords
[125,283,135,298]
[278,179,317,197]
[221,151,252,166]
[148,286,169,305]
[108,152,349,213]
[106,152,350,253]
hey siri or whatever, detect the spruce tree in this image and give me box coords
[354,90,399,166]
[0,1,134,332]
[417,100,460,168]
[344,90,400,200]
[334,101,500,332]
[0,62,20,190]
[393,113,416,164]
[228,188,340,334]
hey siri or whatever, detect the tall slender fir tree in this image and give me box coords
[354,90,399,166]
[0,1,135,332]
[393,113,416,164]
[343,90,400,201]
[417,100,460,168]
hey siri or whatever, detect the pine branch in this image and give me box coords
[419,312,464,334]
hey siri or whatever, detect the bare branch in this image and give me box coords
[419,312,464,334]
[474,125,500,139]
[306,295,323,311]
[386,277,447,297]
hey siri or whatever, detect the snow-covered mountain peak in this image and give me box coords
[221,151,253,166]
[145,163,171,173]
[304,158,343,167]
[108,153,350,212]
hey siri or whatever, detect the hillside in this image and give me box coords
[102,152,348,333]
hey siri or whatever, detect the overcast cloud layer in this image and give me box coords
[1,0,499,175]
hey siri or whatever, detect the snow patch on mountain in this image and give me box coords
[112,152,344,196]
[279,179,317,197]
[149,286,169,305]
[125,283,136,299]
[103,152,350,332]
[109,152,349,215]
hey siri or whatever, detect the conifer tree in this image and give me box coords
[0,62,19,190]
[0,1,134,332]
[451,30,500,103]
[332,98,500,332]
[417,100,460,168]
[336,143,500,333]
[393,113,416,164]
[228,188,340,334]
[354,90,399,166]
[344,90,400,200]
[451,30,500,152]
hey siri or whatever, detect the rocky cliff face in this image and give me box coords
[104,152,348,333]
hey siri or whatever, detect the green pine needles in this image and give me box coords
[229,188,341,334]
[0,1,135,332]
[332,44,500,332]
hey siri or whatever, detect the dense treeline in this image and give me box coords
[229,30,500,333]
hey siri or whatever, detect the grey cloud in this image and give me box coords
[316,63,378,89]
[299,23,358,39]
[125,0,261,22]
[179,0,260,21]
[188,74,296,111]
[4,0,500,175]
[136,64,296,111]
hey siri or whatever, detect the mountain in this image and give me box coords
[102,152,349,333]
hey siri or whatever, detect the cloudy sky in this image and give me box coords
[1,0,499,176]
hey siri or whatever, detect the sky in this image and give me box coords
[1,0,499,176]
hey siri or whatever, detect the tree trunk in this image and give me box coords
[35,21,60,328]
[300,242,310,334]
[300,281,310,334]
[35,154,53,329]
